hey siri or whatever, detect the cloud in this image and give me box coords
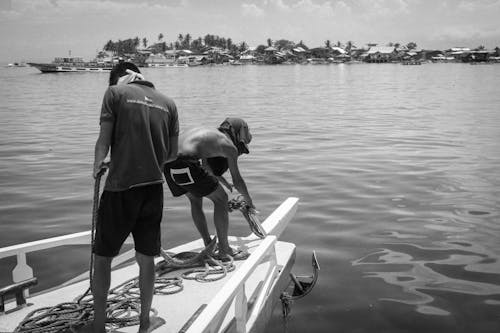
[431,25,500,41]
[457,0,500,12]
[242,3,265,17]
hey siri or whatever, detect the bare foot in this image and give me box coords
[217,247,250,261]
[138,316,166,333]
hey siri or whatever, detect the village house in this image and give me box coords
[445,47,471,61]
[364,46,398,63]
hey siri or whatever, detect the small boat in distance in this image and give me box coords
[147,62,189,68]
[28,56,114,73]
[5,62,28,68]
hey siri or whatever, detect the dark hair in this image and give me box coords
[108,62,141,86]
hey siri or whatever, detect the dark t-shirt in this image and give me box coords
[100,81,179,191]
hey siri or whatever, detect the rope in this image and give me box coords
[13,171,243,332]
[227,194,246,212]
[14,274,185,333]
[76,169,105,304]
[180,256,235,283]
[228,195,266,238]
[14,255,238,332]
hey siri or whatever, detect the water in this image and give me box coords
[1,63,499,332]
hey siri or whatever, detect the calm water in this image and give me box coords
[1,63,499,332]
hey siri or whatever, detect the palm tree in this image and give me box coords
[142,37,148,48]
[239,41,248,53]
[184,33,192,49]
[104,40,114,52]
[296,40,308,50]
[406,42,417,50]
[204,34,212,47]
[345,41,353,53]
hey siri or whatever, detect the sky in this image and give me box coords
[1,0,499,62]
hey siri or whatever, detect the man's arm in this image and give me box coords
[93,121,113,178]
[224,146,254,208]
[201,158,233,192]
[166,134,178,163]
[166,103,179,163]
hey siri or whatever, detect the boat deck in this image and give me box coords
[1,237,295,333]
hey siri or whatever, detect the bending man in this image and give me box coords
[164,118,254,260]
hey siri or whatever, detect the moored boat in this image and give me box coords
[5,62,28,68]
[28,57,114,73]
[0,197,317,333]
[147,62,189,68]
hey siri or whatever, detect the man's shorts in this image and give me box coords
[94,183,163,257]
[164,157,219,198]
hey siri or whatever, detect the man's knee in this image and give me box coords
[135,251,154,266]
[187,193,203,208]
[207,186,228,206]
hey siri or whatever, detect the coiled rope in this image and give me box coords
[13,173,241,332]
[14,275,184,333]
[228,195,266,238]
[181,256,235,282]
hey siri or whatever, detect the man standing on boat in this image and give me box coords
[164,118,255,260]
[90,62,178,333]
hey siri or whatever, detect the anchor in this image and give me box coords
[280,251,320,317]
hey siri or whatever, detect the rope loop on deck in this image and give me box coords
[14,248,241,332]
[14,175,243,332]
[180,256,235,282]
[13,274,183,332]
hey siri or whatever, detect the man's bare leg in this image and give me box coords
[206,185,231,256]
[92,255,112,333]
[136,252,165,333]
[186,193,212,246]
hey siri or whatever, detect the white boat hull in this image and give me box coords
[0,198,300,333]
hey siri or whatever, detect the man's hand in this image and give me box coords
[244,196,255,210]
[93,161,109,179]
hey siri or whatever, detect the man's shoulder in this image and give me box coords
[152,89,176,105]
[185,127,224,140]
[183,128,237,157]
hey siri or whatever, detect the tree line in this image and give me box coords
[103,33,249,55]
[102,33,499,57]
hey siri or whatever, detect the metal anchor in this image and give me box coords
[280,251,320,317]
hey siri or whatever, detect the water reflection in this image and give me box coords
[2,65,500,333]
[353,241,500,316]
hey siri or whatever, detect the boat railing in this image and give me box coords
[185,235,279,333]
[0,231,134,290]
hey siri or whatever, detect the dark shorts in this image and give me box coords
[94,184,163,257]
[164,157,219,198]
[206,156,229,176]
